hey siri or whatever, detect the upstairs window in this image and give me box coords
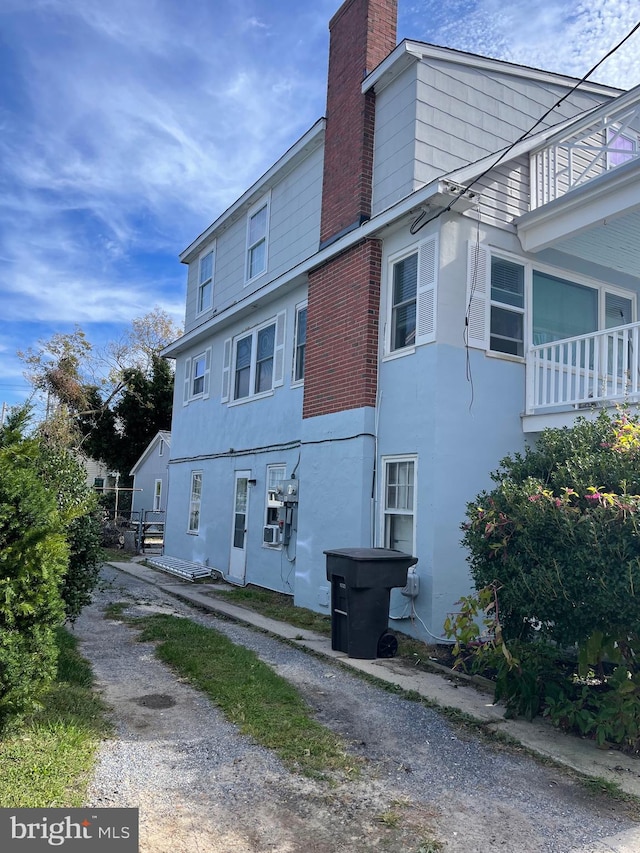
[153,479,162,511]
[391,252,418,351]
[234,323,275,399]
[490,257,524,356]
[192,353,207,396]
[246,197,269,281]
[198,249,214,314]
[293,304,307,383]
[183,348,212,404]
[386,237,438,355]
[222,312,286,404]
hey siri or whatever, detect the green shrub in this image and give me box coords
[462,410,640,647]
[0,434,67,729]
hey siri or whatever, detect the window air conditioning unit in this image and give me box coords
[263,525,281,545]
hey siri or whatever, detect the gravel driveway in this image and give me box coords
[74,565,637,853]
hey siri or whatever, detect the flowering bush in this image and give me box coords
[462,410,640,648]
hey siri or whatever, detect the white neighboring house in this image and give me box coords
[130,431,171,520]
[161,0,640,641]
[77,453,110,492]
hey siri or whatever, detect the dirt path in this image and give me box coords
[75,567,637,853]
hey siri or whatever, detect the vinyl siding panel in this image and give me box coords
[412,58,609,192]
[372,65,418,213]
[183,146,323,334]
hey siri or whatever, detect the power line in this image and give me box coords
[410,17,640,235]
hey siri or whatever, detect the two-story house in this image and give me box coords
[162,0,640,642]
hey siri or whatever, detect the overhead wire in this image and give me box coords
[410,17,640,236]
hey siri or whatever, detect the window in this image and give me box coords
[386,237,438,355]
[188,472,202,533]
[293,304,307,383]
[197,249,214,314]
[246,197,269,281]
[265,464,286,535]
[183,348,211,404]
[93,477,104,492]
[153,479,162,511]
[532,272,597,345]
[466,242,637,355]
[391,252,418,350]
[490,257,524,356]
[192,354,207,396]
[234,324,274,398]
[383,457,415,554]
[224,312,286,403]
[159,438,164,457]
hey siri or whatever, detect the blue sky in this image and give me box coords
[1,0,639,410]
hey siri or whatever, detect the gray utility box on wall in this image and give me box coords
[324,547,418,660]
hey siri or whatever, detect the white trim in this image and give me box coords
[153,479,162,512]
[196,245,215,316]
[245,192,271,283]
[291,301,308,386]
[187,471,203,534]
[229,315,280,403]
[379,455,417,556]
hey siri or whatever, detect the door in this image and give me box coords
[229,470,250,582]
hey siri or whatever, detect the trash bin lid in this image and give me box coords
[323,547,416,562]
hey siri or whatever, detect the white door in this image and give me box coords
[229,470,250,582]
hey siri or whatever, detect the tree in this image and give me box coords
[18,307,181,476]
[0,409,67,728]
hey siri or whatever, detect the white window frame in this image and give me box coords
[292,302,307,385]
[159,438,164,457]
[384,236,438,358]
[490,254,525,357]
[188,471,202,534]
[183,348,212,404]
[225,312,286,405]
[466,243,637,357]
[197,247,215,315]
[264,464,286,546]
[388,248,418,353]
[153,479,162,511]
[245,194,270,283]
[192,352,207,397]
[380,455,417,556]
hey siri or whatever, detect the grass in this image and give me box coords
[0,628,112,807]
[101,547,133,563]
[215,586,333,635]
[133,612,358,780]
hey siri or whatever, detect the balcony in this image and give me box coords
[517,86,640,281]
[524,321,640,430]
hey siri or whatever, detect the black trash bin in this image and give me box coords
[324,547,418,660]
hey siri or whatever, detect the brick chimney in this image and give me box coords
[320,0,397,246]
[304,0,397,419]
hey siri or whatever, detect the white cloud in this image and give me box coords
[403,0,640,87]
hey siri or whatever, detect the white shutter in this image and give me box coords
[415,236,438,345]
[203,347,212,399]
[183,357,192,405]
[466,241,490,350]
[221,338,232,402]
[273,311,286,387]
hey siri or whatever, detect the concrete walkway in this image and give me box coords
[106,560,640,813]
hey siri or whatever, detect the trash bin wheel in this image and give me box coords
[377,632,398,658]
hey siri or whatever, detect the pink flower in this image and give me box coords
[528,494,540,502]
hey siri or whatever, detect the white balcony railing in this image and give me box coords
[526,322,640,414]
[531,94,640,208]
